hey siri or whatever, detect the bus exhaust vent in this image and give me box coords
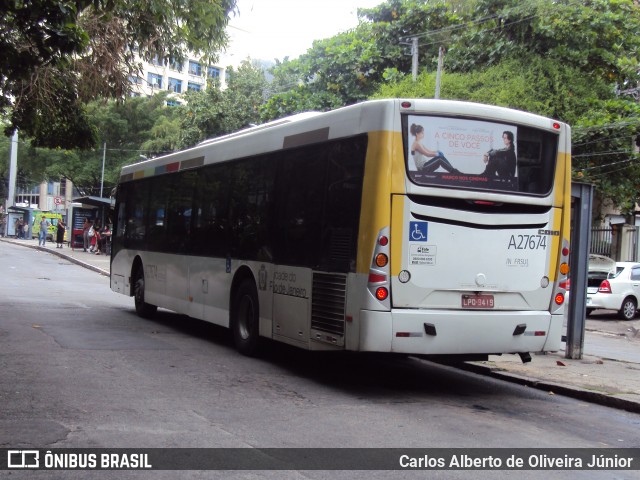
[329,228,353,265]
[311,273,347,343]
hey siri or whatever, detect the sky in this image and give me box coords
[221,0,383,64]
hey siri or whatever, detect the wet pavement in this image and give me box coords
[2,236,639,413]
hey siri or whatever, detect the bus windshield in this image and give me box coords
[403,114,559,195]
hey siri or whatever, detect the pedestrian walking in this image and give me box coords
[38,216,50,246]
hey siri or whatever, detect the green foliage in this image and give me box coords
[177,59,268,148]
[29,93,179,196]
[262,0,462,120]
[374,56,613,124]
[0,0,237,149]
[177,86,227,148]
[572,100,640,216]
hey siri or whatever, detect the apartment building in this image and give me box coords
[130,54,229,103]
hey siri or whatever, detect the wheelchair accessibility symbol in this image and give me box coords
[410,222,428,242]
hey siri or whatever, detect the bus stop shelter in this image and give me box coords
[70,196,115,249]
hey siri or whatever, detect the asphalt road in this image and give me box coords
[1,242,639,480]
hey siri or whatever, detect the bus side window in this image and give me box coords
[124,179,150,248]
[274,146,327,267]
[228,158,275,261]
[192,164,232,257]
[320,136,367,272]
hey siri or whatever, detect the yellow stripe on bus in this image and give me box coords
[357,130,404,274]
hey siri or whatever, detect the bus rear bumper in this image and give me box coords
[358,309,563,355]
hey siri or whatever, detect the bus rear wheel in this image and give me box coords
[231,279,260,356]
[133,266,157,319]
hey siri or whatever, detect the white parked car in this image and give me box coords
[586,261,640,320]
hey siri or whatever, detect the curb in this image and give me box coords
[458,361,640,414]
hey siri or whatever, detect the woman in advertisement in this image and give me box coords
[410,124,460,174]
[482,131,516,178]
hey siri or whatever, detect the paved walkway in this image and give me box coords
[2,237,639,413]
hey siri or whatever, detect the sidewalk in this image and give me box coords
[2,236,111,276]
[2,236,639,413]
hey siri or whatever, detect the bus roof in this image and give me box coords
[119,99,567,183]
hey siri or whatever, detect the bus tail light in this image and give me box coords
[376,287,389,301]
[551,238,570,313]
[367,227,391,309]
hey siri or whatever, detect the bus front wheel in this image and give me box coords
[133,266,157,319]
[231,279,260,356]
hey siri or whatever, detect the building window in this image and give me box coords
[166,100,182,107]
[60,178,66,196]
[188,61,202,76]
[187,82,201,92]
[168,78,182,93]
[207,66,220,79]
[151,54,163,66]
[129,75,143,85]
[148,73,163,89]
[169,57,183,72]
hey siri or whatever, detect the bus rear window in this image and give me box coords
[403,114,558,195]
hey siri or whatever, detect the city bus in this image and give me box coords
[110,99,571,362]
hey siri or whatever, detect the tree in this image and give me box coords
[35,93,178,196]
[0,0,237,149]
[262,0,462,120]
[571,100,640,217]
[445,0,640,87]
[177,59,268,148]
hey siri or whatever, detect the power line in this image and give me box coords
[573,150,635,158]
[579,157,636,171]
[583,162,638,178]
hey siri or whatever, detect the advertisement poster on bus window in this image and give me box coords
[407,115,518,191]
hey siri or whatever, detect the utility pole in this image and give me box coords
[411,37,419,81]
[100,142,106,198]
[8,130,18,207]
[5,130,18,236]
[435,46,445,99]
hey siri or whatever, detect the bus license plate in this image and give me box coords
[462,294,494,309]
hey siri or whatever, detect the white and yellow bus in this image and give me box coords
[110,99,571,362]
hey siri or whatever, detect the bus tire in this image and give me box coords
[231,279,260,356]
[133,266,157,319]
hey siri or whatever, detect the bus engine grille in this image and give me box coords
[311,273,347,342]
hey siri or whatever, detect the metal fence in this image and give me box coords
[590,227,639,261]
[590,228,613,257]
